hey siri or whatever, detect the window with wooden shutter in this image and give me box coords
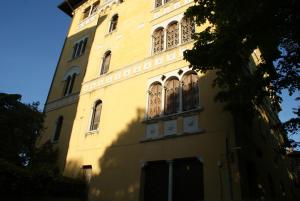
[167,22,179,49]
[165,78,180,115]
[90,100,102,131]
[101,51,111,75]
[53,116,63,142]
[153,28,164,54]
[148,83,162,118]
[181,17,195,43]
[182,72,199,111]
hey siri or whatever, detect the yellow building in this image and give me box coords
[40,0,299,200]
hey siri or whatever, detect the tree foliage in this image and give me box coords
[184,0,299,134]
[0,93,44,166]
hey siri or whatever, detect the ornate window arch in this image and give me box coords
[90,100,102,131]
[164,77,180,115]
[181,17,195,43]
[182,71,199,111]
[109,14,119,33]
[148,82,162,118]
[100,51,111,75]
[53,116,63,142]
[153,27,165,54]
[62,67,80,96]
[166,21,179,49]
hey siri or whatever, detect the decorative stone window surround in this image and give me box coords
[152,0,180,10]
[77,0,123,29]
[152,0,194,20]
[69,36,89,61]
[143,67,204,140]
[151,13,194,55]
[145,66,201,118]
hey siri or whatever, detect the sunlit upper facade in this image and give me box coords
[40,0,299,201]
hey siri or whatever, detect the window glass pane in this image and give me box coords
[90,101,102,130]
[173,158,204,201]
[83,6,91,19]
[91,1,100,14]
[82,165,92,183]
[53,116,63,142]
[72,43,78,59]
[81,38,88,55]
[109,15,118,32]
[64,76,71,96]
[143,161,169,201]
[68,74,76,94]
[155,0,162,8]
[101,52,111,75]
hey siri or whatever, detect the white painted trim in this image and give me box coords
[151,13,184,33]
[62,66,80,81]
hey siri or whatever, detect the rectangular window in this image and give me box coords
[82,165,92,183]
[71,37,88,59]
[82,1,100,20]
[142,158,204,201]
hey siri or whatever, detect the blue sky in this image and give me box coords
[0,1,298,138]
[0,0,69,106]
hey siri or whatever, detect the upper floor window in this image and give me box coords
[166,22,179,49]
[148,82,162,118]
[62,67,80,96]
[90,100,102,131]
[53,116,63,142]
[182,72,199,111]
[155,0,163,8]
[109,14,119,33]
[72,37,88,59]
[146,70,200,118]
[181,17,195,43]
[153,27,164,54]
[164,77,180,115]
[63,73,76,96]
[82,1,100,20]
[100,51,111,75]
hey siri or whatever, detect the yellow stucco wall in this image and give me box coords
[41,0,280,201]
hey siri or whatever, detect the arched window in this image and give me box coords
[63,73,77,96]
[165,78,180,115]
[153,27,164,54]
[155,0,162,8]
[182,72,199,111]
[109,14,119,33]
[148,82,162,118]
[53,116,63,142]
[90,100,102,131]
[167,22,179,49]
[100,51,111,75]
[181,17,195,43]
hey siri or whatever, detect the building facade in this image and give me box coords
[40,0,299,200]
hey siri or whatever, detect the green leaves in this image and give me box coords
[184,0,299,134]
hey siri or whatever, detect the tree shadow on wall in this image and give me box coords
[87,108,146,201]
